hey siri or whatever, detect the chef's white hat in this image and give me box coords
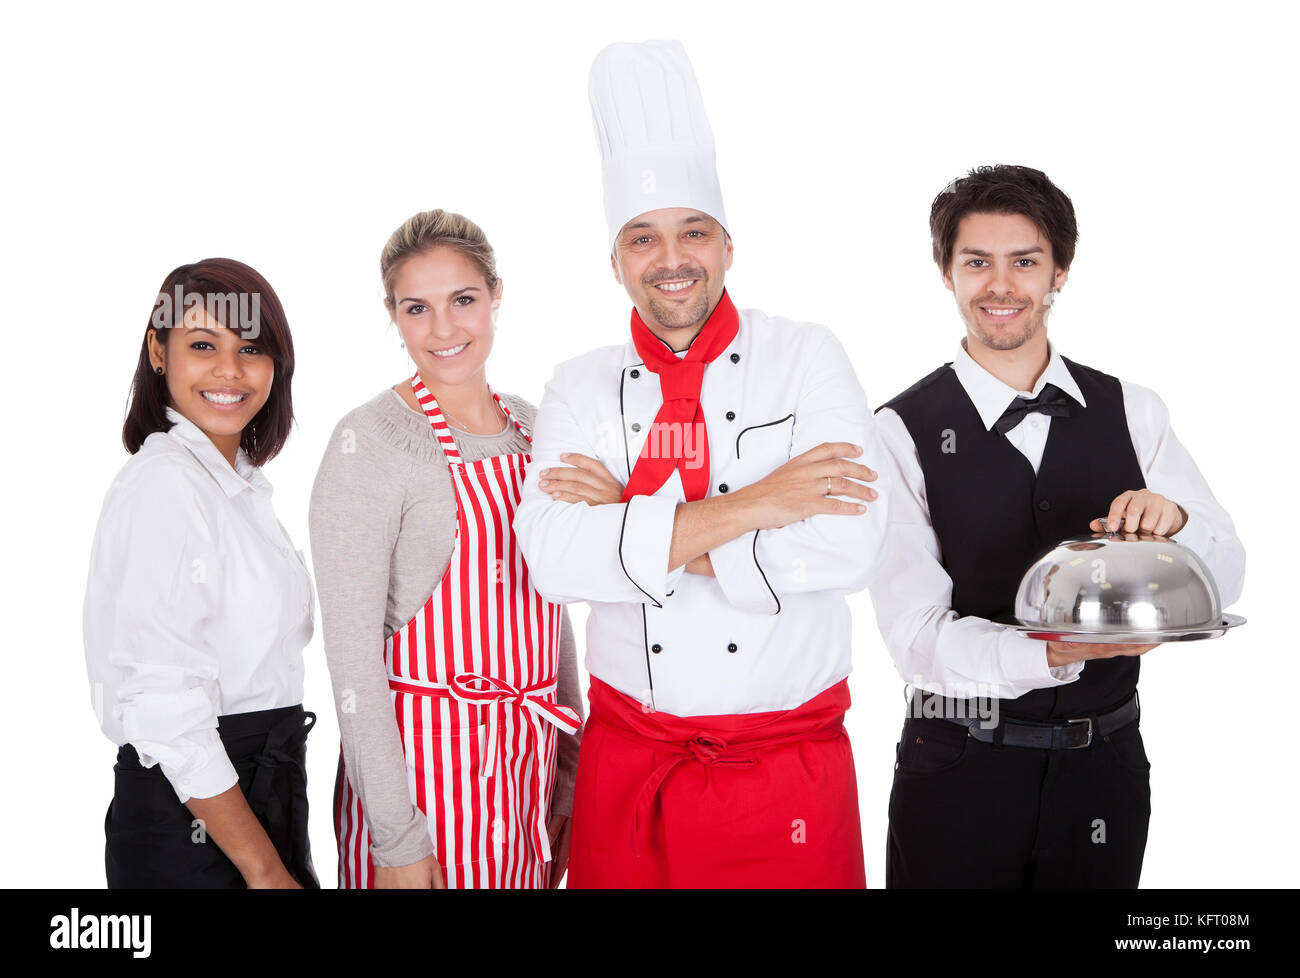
[588,39,729,253]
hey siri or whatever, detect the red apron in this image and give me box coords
[335,375,581,889]
[568,677,866,888]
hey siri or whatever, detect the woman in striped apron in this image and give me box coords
[311,209,583,889]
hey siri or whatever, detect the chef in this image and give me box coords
[868,164,1246,888]
[513,39,890,888]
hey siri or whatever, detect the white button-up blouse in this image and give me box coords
[83,408,314,802]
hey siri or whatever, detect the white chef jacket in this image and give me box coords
[868,339,1246,701]
[513,307,890,717]
[83,408,314,802]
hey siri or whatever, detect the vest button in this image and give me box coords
[1038,499,1051,511]
[727,643,738,653]
[631,422,641,432]
[726,411,736,421]
[730,353,740,363]
[651,643,662,654]
[718,483,729,493]
[630,368,640,379]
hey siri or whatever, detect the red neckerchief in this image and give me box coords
[620,289,739,503]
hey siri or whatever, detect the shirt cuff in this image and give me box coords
[618,494,681,606]
[1000,629,1085,687]
[709,529,779,614]
[157,743,239,804]
[369,816,437,869]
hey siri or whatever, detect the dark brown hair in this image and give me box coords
[930,165,1078,273]
[123,258,296,466]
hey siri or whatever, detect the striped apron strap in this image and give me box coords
[410,373,463,463]
[410,373,531,454]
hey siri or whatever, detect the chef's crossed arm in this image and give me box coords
[707,327,892,614]
[515,329,892,611]
[514,365,689,607]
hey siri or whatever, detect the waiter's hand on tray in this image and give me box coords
[1057,490,1188,666]
[547,814,572,888]
[734,442,879,530]
[1045,639,1160,666]
[374,853,446,889]
[1089,489,1188,537]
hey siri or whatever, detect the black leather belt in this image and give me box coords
[944,691,1139,749]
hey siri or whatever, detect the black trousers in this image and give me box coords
[105,704,319,889]
[885,709,1151,888]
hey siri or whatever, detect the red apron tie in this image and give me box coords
[387,673,581,863]
[444,673,583,779]
[632,733,758,857]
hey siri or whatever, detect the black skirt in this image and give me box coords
[104,704,319,889]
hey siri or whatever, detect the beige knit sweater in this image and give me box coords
[308,387,583,869]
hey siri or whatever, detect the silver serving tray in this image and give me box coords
[1011,613,1246,644]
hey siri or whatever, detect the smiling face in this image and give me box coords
[943,211,1068,352]
[148,306,273,461]
[390,245,501,386]
[611,207,733,346]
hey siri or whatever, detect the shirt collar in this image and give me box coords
[622,319,740,365]
[952,337,1088,431]
[622,339,695,364]
[164,407,270,497]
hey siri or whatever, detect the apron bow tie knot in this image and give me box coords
[243,710,316,886]
[449,673,524,704]
[632,732,759,856]
[446,674,582,781]
[685,734,757,768]
[445,671,581,865]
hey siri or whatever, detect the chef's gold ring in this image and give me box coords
[826,476,832,496]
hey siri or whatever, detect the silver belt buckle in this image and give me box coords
[1064,717,1093,748]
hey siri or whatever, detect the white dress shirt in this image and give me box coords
[514,308,890,716]
[84,408,313,802]
[869,339,1246,700]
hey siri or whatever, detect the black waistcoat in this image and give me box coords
[880,357,1145,720]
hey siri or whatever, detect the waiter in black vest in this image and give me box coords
[868,164,1245,887]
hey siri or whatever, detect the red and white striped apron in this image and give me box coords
[335,374,581,888]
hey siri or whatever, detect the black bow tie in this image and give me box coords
[993,383,1071,435]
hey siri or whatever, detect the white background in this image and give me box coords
[2,0,1294,887]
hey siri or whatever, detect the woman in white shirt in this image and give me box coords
[84,258,317,888]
